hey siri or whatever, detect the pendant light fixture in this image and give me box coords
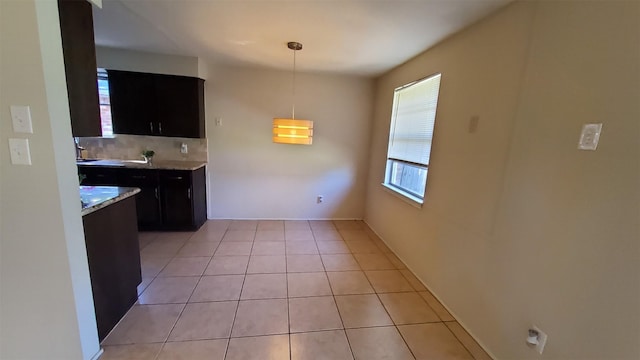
[273,41,313,145]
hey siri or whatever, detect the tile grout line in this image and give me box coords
[368,249,419,360]
[103,232,177,348]
[443,322,479,360]
[150,227,228,359]
[220,224,246,360]
[360,223,471,356]
[137,236,187,299]
[317,227,357,360]
[356,222,421,359]
[286,226,292,360]
[149,230,199,360]
[113,221,467,359]
[353,256,413,360]
[361,221,467,359]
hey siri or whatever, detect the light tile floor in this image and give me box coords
[101,220,492,360]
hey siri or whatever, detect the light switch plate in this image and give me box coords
[9,138,32,165]
[10,105,33,133]
[578,123,602,150]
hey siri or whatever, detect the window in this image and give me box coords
[383,73,441,204]
[97,69,113,136]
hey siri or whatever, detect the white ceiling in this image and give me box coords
[93,0,511,77]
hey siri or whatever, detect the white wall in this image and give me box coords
[365,1,639,359]
[96,46,201,78]
[1,0,100,359]
[94,48,374,220]
[205,65,374,219]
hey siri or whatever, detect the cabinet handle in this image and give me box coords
[150,122,154,133]
[155,187,159,199]
[187,188,191,199]
[132,175,146,179]
[168,176,183,180]
[159,122,163,134]
[96,174,105,178]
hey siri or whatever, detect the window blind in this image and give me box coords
[387,74,441,166]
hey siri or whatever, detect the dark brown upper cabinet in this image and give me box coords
[108,70,205,138]
[107,70,156,136]
[57,0,102,137]
[155,75,205,138]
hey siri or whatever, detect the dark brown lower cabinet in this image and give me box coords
[78,165,207,231]
[160,170,193,229]
[79,166,119,185]
[160,167,207,230]
[82,195,141,341]
[118,169,162,230]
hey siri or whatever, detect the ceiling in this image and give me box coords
[93,0,511,77]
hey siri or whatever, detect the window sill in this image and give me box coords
[381,183,423,209]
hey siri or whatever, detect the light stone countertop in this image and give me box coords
[77,159,207,171]
[80,186,141,216]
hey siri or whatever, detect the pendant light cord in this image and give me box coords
[292,48,297,120]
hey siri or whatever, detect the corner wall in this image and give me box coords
[1,0,101,358]
[364,1,639,359]
[205,65,374,219]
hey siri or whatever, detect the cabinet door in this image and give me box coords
[160,170,194,229]
[155,74,205,138]
[78,166,119,186]
[82,196,140,341]
[118,169,162,230]
[191,167,207,229]
[57,0,101,137]
[135,187,162,230]
[108,70,156,136]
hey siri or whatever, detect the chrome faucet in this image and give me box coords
[74,137,85,160]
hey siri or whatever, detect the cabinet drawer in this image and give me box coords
[78,166,118,185]
[159,170,191,185]
[118,168,159,186]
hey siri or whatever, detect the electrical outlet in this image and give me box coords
[529,325,548,354]
[578,123,602,150]
[317,195,324,204]
[180,143,188,154]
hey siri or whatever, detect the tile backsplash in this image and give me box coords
[78,134,208,162]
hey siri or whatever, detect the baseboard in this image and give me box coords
[90,348,104,360]
[362,219,498,360]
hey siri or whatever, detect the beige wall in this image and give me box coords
[364,1,639,359]
[96,46,201,78]
[94,48,374,219]
[205,65,374,219]
[1,0,100,359]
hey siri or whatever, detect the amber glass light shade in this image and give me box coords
[273,118,313,145]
